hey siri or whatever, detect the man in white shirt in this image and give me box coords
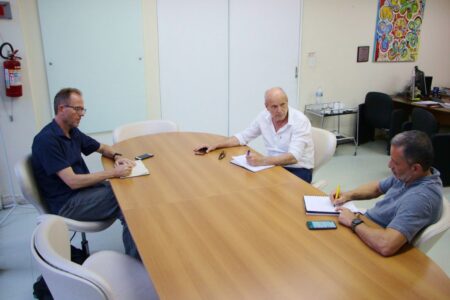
[194,87,314,182]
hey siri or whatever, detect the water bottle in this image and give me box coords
[315,87,323,104]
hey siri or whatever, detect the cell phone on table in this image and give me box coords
[306,220,337,230]
[135,153,154,160]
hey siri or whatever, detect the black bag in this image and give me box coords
[33,245,89,300]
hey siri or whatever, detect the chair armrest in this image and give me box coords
[37,214,115,233]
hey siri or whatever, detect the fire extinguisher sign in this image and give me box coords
[4,67,21,88]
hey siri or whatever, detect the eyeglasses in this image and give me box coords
[218,150,226,160]
[64,105,87,114]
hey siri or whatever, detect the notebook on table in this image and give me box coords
[303,195,363,216]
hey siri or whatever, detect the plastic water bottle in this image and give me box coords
[315,87,323,104]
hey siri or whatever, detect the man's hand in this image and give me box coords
[336,207,357,227]
[193,144,216,155]
[115,157,135,168]
[246,152,266,166]
[330,191,351,206]
[113,163,133,178]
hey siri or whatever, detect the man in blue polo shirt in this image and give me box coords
[331,130,443,256]
[32,87,140,259]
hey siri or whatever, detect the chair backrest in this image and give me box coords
[14,154,49,215]
[410,107,439,137]
[31,216,112,300]
[413,197,450,253]
[364,92,393,129]
[432,133,450,186]
[113,120,178,143]
[311,127,337,171]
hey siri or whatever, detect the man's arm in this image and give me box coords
[337,208,407,256]
[97,144,135,166]
[246,152,297,166]
[194,136,240,154]
[331,181,383,205]
[57,163,132,190]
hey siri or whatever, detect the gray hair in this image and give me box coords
[54,88,82,114]
[391,130,434,171]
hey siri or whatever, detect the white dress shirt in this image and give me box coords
[234,106,314,169]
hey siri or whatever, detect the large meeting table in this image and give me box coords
[103,132,450,299]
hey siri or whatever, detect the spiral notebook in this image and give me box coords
[303,195,362,216]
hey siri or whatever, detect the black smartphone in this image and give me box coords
[135,153,154,160]
[196,147,208,154]
[306,220,337,230]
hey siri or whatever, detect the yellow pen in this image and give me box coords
[335,184,340,199]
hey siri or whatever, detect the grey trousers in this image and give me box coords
[58,181,140,260]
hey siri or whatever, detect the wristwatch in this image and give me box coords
[112,153,122,160]
[351,217,364,233]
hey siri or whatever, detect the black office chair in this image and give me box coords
[358,92,407,154]
[432,133,450,186]
[402,108,439,137]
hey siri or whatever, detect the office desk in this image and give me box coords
[103,132,450,299]
[392,95,450,127]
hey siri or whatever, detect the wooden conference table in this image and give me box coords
[103,132,450,299]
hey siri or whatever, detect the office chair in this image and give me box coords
[358,92,407,154]
[432,133,450,186]
[113,120,178,143]
[401,108,439,137]
[14,155,115,256]
[413,197,450,253]
[311,127,337,189]
[31,215,158,300]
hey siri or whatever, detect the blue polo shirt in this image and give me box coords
[31,120,100,213]
[366,168,443,242]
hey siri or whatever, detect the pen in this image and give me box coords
[246,150,250,156]
[335,184,340,199]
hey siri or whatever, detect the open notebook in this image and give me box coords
[230,155,274,172]
[121,160,149,178]
[304,195,364,216]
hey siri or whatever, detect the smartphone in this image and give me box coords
[306,220,337,230]
[196,146,208,154]
[135,153,154,160]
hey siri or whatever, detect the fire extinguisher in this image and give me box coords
[1,42,22,98]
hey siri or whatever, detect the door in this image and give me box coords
[158,0,301,140]
[229,0,301,151]
[38,0,146,133]
[157,0,229,135]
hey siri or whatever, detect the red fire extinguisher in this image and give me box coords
[1,42,22,98]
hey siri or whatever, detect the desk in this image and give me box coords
[103,132,450,299]
[392,95,450,127]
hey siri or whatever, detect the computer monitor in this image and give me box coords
[414,66,428,98]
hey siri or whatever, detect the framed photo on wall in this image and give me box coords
[357,46,369,63]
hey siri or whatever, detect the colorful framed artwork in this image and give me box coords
[373,0,426,62]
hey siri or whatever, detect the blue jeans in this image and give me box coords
[58,182,140,260]
[284,167,313,183]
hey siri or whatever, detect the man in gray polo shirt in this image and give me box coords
[331,130,443,256]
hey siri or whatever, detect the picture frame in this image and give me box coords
[357,46,369,63]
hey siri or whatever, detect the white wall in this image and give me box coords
[1,0,450,204]
[299,0,450,120]
[0,0,38,206]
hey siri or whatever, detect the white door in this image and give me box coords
[38,0,146,133]
[229,0,301,151]
[158,0,301,140]
[157,0,229,135]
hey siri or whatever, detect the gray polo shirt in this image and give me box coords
[366,168,443,242]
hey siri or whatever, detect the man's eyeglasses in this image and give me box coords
[64,105,87,114]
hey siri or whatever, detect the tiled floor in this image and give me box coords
[1,140,449,299]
